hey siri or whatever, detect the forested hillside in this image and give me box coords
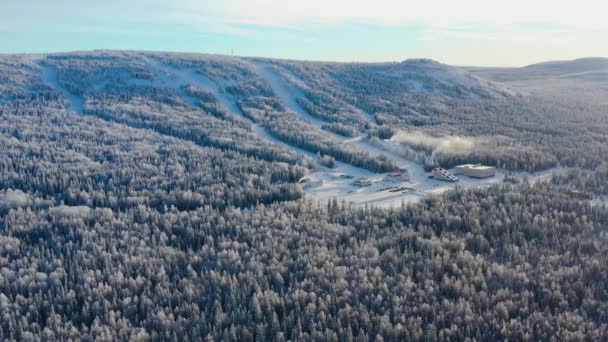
[269,58,608,172]
[1,51,607,340]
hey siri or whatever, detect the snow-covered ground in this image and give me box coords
[304,164,566,209]
[36,60,85,115]
[305,167,493,208]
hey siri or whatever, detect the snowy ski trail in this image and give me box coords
[36,59,85,115]
[142,56,370,175]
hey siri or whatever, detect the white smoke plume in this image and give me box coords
[50,205,91,218]
[390,131,493,156]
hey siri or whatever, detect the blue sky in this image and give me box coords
[2,0,607,66]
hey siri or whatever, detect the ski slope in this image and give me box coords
[31,54,566,208]
[36,60,85,115]
[142,56,248,115]
[147,57,384,196]
[247,61,335,133]
[142,56,372,178]
[245,59,563,207]
[129,56,565,208]
[147,58,378,183]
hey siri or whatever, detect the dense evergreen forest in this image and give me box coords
[1,51,607,340]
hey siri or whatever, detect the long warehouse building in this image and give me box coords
[455,164,496,178]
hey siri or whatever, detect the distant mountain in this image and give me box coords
[279,58,515,100]
[390,58,514,97]
[523,57,608,81]
[469,57,608,82]
[525,57,608,73]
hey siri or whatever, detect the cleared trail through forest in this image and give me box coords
[35,59,85,115]
[247,61,331,131]
[141,56,202,108]
[246,60,435,179]
[142,56,370,174]
[247,60,391,175]
[145,57,238,111]
[144,56,363,174]
[265,62,379,126]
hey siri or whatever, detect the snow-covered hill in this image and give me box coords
[524,57,608,77]
[469,57,608,83]
[376,58,514,98]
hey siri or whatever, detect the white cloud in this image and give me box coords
[2,0,606,65]
[173,0,608,31]
[165,0,606,66]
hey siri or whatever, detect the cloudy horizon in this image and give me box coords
[2,0,607,66]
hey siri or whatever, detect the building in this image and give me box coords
[455,164,496,179]
[353,177,373,187]
[385,168,410,182]
[432,168,459,182]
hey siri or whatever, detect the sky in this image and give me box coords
[1,0,607,66]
